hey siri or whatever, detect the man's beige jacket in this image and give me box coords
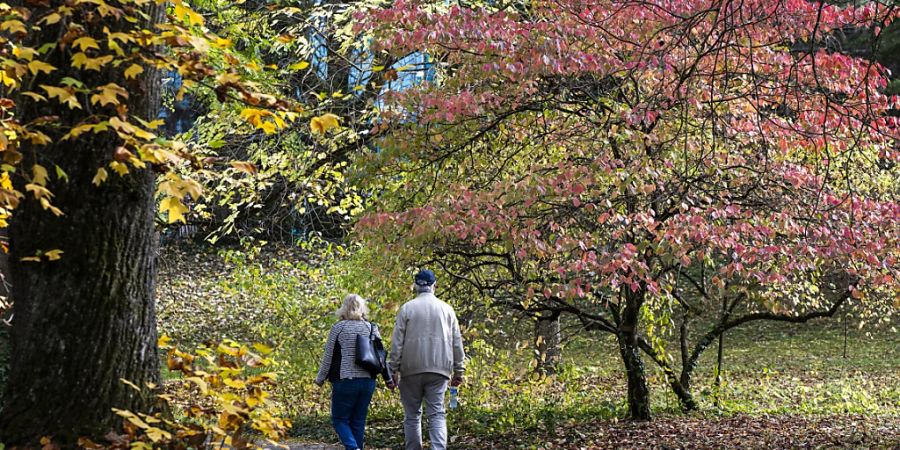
[389,292,466,379]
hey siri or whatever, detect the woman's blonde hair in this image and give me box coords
[336,294,369,321]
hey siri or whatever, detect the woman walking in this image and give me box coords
[315,294,393,450]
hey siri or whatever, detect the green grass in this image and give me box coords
[563,318,899,415]
[289,319,898,448]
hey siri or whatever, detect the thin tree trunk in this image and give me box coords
[714,332,724,407]
[714,295,726,406]
[534,312,561,375]
[0,2,163,444]
[636,335,697,412]
[617,291,651,421]
[842,312,849,359]
[618,330,651,420]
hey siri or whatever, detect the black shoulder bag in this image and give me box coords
[355,322,386,376]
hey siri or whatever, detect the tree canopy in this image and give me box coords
[356,0,899,419]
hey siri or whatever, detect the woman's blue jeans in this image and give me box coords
[331,377,376,450]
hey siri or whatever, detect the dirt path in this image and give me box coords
[261,443,341,450]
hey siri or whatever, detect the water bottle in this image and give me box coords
[449,387,458,409]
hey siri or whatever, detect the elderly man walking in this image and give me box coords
[389,269,466,450]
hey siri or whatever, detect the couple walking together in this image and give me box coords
[315,269,466,450]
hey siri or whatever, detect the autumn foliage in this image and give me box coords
[357,0,900,419]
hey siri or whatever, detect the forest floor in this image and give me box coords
[276,413,900,449]
[155,244,899,450]
[287,321,900,449]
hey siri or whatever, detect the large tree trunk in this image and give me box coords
[534,312,562,375]
[0,3,163,445]
[617,291,651,421]
[0,230,8,411]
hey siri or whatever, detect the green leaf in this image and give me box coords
[55,165,69,182]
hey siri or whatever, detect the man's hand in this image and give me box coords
[314,379,324,387]
[451,375,464,387]
[386,381,397,391]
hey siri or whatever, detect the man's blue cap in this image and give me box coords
[414,269,436,286]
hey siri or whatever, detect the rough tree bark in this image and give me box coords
[0,2,164,445]
[617,290,651,421]
[534,312,562,375]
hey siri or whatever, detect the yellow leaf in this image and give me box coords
[119,378,141,392]
[156,174,181,197]
[259,121,277,134]
[41,198,63,216]
[132,127,156,141]
[173,3,204,26]
[25,183,52,200]
[248,372,277,385]
[109,161,129,176]
[32,164,49,186]
[71,52,113,71]
[72,37,100,52]
[240,108,264,124]
[28,60,56,76]
[104,28,134,44]
[111,408,150,429]
[1,172,13,190]
[1,20,26,35]
[182,179,202,200]
[157,335,172,349]
[45,249,63,261]
[62,123,96,140]
[145,427,172,443]
[310,113,340,135]
[0,71,18,88]
[185,376,208,394]
[124,64,143,79]
[90,83,128,107]
[27,130,52,146]
[20,256,41,262]
[372,65,385,72]
[21,91,47,102]
[109,116,136,134]
[13,46,38,61]
[222,378,246,389]
[229,160,257,175]
[160,197,188,224]
[40,85,81,110]
[216,72,241,85]
[138,118,164,130]
[288,61,310,71]
[92,167,108,186]
[39,13,62,26]
[217,342,240,356]
[252,343,274,355]
[214,37,233,48]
